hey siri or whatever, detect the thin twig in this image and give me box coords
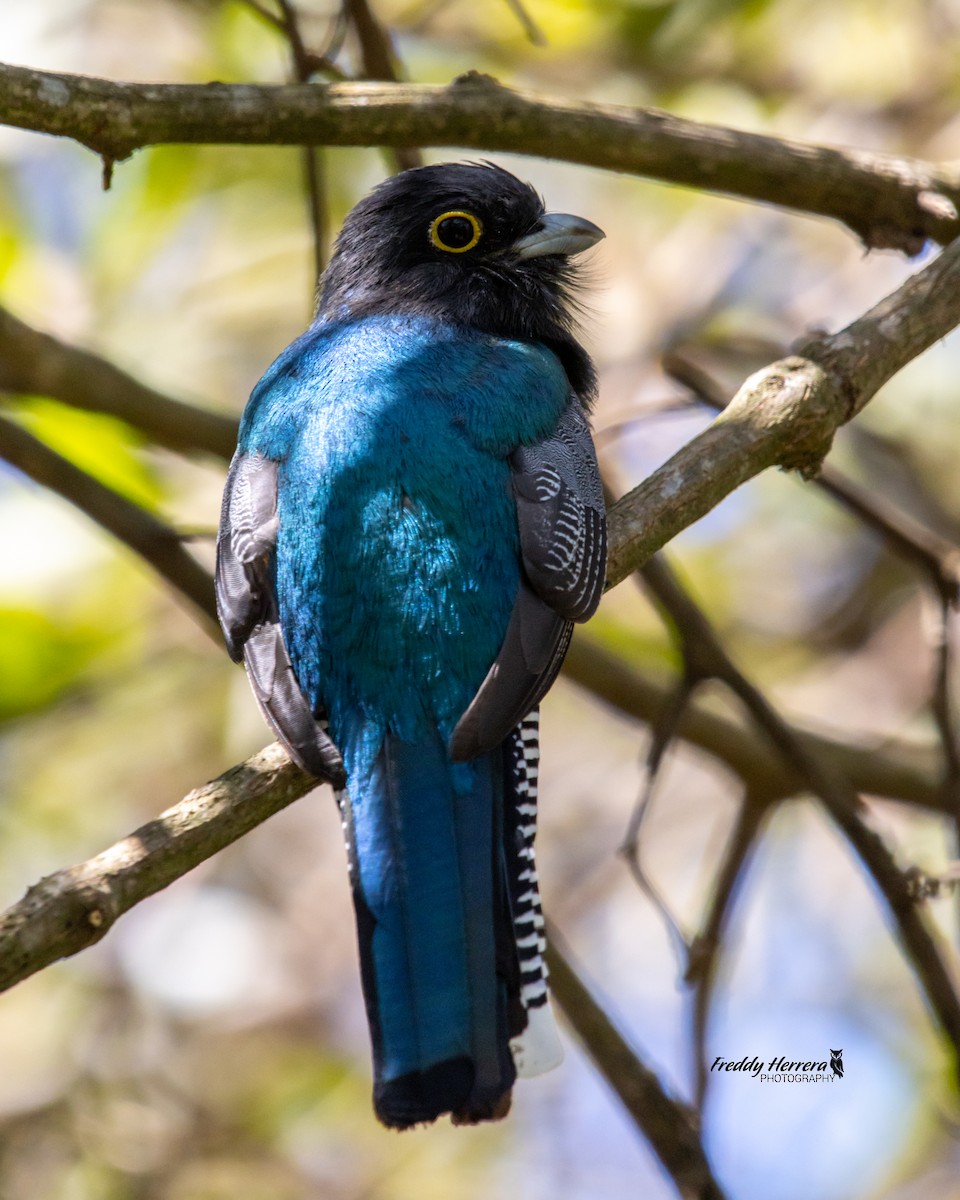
[563,636,944,811]
[666,347,960,603]
[686,797,767,1111]
[931,593,960,907]
[240,0,348,73]
[664,346,960,868]
[273,0,331,287]
[817,471,960,600]
[619,673,698,969]
[240,0,287,32]
[503,0,547,46]
[821,477,960,831]
[640,554,960,1083]
[608,235,960,586]
[344,0,423,171]
[621,674,697,858]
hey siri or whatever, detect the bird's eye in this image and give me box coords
[429,211,483,254]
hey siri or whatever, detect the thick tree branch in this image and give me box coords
[0,743,315,993]
[0,383,944,815]
[607,234,960,587]
[0,740,724,1197]
[0,304,238,459]
[2,61,959,251]
[6,233,960,606]
[663,347,960,824]
[5,43,957,1178]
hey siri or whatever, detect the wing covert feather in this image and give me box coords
[511,398,606,622]
[450,397,606,761]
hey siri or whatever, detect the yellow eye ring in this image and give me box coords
[429,210,483,254]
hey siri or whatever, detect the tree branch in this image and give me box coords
[640,555,960,1081]
[344,0,423,172]
[2,61,959,251]
[686,798,766,1111]
[0,414,220,635]
[607,233,960,587]
[0,358,939,821]
[564,637,944,812]
[0,734,725,1197]
[662,347,960,825]
[6,213,960,611]
[274,0,332,287]
[0,743,314,993]
[546,930,727,1200]
[0,303,237,460]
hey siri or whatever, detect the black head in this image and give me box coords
[316,162,603,398]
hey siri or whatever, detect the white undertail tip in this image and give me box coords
[510,999,564,1078]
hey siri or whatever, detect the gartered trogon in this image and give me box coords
[216,162,606,1128]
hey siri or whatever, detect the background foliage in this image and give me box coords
[3,1,960,1197]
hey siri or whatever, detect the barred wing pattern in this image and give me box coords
[449,396,606,762]
[512,397,606,623]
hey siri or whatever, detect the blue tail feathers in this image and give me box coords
[338,727,517,1127]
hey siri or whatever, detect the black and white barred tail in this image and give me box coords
[504,709,563,1077]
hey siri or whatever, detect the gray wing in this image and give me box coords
[216,451,346,787]
[449,398,606,762]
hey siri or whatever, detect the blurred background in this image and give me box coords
[3,0,960,1196]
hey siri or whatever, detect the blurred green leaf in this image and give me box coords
[0,606,108,721]
[6,398,163,510]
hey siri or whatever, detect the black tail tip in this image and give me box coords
[374,1058,512,1129]
[451,1088,513,1126]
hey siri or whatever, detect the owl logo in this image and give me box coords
[830,1049,844,1078]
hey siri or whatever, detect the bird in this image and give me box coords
[215,161,606,1129]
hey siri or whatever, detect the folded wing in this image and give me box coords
[450,398,606,761]
[216,451,346,786]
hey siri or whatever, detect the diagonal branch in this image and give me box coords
[563,636,944,811]
[0,303,237,460]
[607,233,960,587]
[1,381,941,818]
[0,414,220,635]
[1,61,959,251]
[546,930,727,1200]
[1,347,945,818]
[0,738,725,1198]
[663,347,960,835]
[0,743,314,993]
[640,555,960,1082]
